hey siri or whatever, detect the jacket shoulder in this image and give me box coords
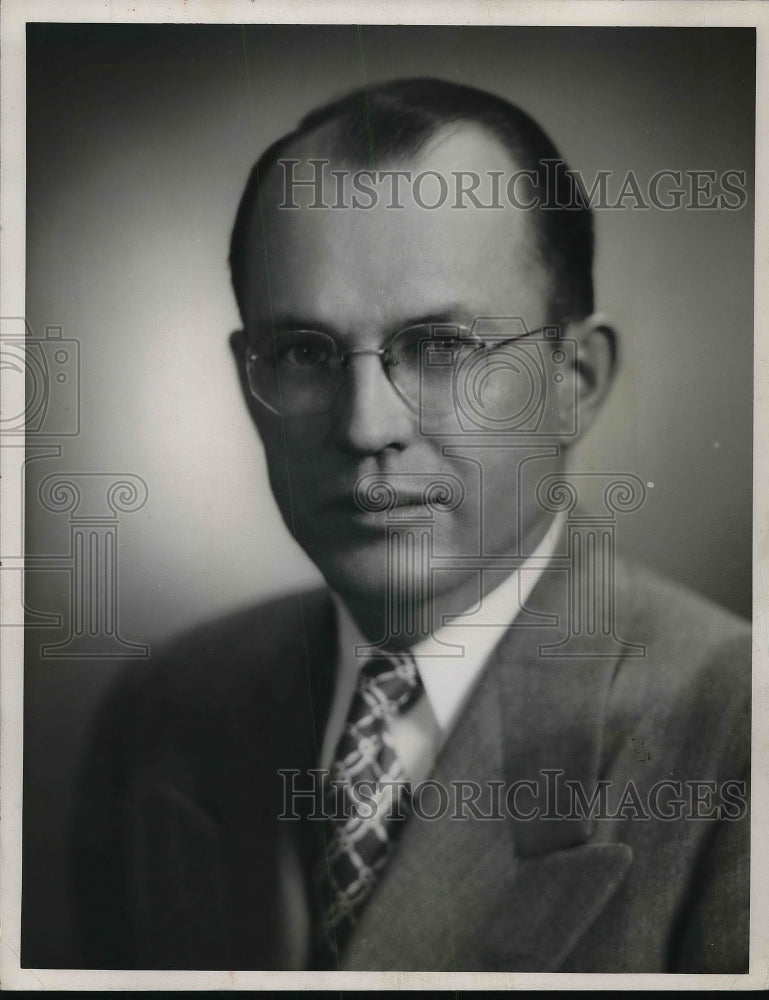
[615,560,750,680]
[617,559,749,642]
[609,560,750,767]
[132,586,334,713]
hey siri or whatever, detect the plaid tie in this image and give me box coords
[313,652,424,962]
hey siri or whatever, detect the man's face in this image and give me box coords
[240,123,568,611]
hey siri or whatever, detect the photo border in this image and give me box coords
[1,0,766,990]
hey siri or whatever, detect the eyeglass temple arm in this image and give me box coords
[475,319,571,350]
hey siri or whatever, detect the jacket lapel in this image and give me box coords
[477,562,633,970]
[472,842,632,971]
[341,641,514,970]
[129,780,234,968]
[497,562,623,856]
[343,559,633,971]
[129,589,338,969]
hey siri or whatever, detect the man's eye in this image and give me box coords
[274,338,333,368]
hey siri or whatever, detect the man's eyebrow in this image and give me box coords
[393,308,473,330]
[255,306,474,339]
[256,314,338,337]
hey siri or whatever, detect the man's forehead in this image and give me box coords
[251,119,540,264]
[258,119,525,209]
[242,120,549,331]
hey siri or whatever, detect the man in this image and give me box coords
[76,78,750,973]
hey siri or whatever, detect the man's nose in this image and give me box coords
[331,353,416,455]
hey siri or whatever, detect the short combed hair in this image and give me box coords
[229,77,594,322]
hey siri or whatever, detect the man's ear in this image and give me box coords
[229,328,265,430]
[556,312,618,443]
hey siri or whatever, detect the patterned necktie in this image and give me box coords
[312,652,423,963]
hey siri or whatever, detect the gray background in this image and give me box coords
[22,24,754,966]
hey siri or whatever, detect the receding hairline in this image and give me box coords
[255,116,533,205]
[229,77,595,321]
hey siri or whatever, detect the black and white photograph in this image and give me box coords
[1,0,765,989]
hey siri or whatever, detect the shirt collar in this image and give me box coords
[332,512,563,737]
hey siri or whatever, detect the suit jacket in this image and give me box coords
[74,556,750,972]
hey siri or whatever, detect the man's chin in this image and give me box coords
[305,535,435,606]
[310,542,390,600]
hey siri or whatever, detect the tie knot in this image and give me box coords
[358,653,423,716]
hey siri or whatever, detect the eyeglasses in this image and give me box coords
[245,320,567,417]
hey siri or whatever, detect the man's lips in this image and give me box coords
[320,472,466,519]
[323,493,432,514]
